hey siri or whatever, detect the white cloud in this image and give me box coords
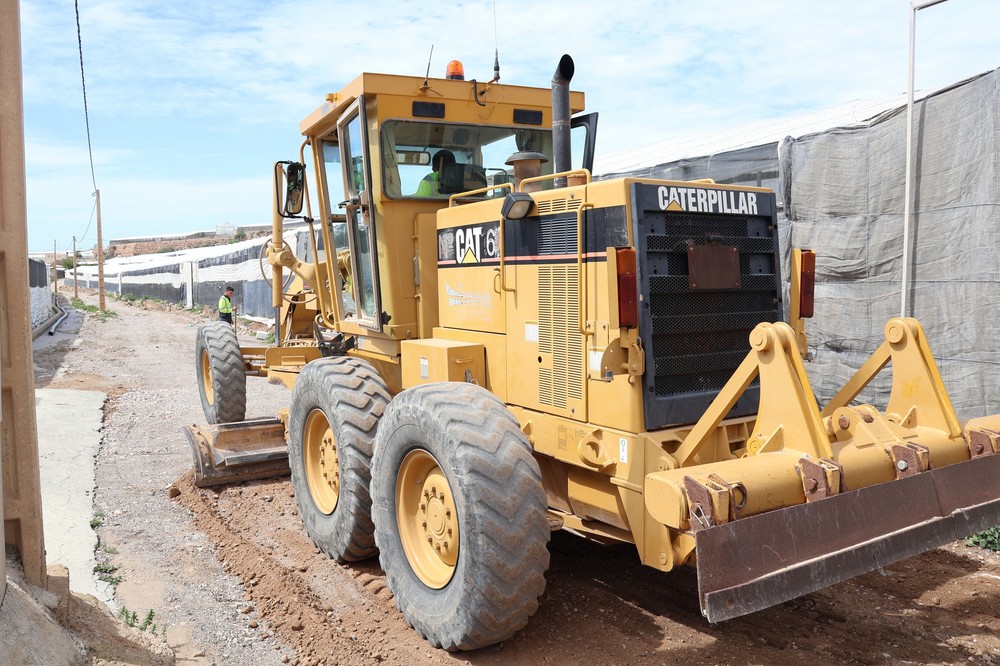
[18,0,999,250]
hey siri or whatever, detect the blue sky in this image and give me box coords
[19,0,1000,253]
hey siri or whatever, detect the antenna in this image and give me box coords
[491,0,501,83]
[421,44,434,90]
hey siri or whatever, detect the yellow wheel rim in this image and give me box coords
[200,349,214,405]
[396,449,459,589]
[304,409,339,515]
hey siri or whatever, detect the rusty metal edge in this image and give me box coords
[183,422,290,488]
[696,454,1000,622]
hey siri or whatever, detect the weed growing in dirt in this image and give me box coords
[94,562,122,585]
[118,607,166,637]
[966,526,1000,552]
[89,510,106,529]
[93,542,118,555]
[72,297,118,322]
[72,297,99,313]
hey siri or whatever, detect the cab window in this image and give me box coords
[380,121,553,199]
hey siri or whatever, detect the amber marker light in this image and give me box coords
[800,250,816,318]
[616,248,638,328]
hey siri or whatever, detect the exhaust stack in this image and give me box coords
[551,54,574,188]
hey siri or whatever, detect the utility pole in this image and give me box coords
[52,238,57,295]
[96,188,105,310]
[72,235,78,301]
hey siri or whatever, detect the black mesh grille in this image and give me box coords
[633,183,781,429]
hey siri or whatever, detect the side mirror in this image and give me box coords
[283,162,305,216]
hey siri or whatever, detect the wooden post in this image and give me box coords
[0,0,47,589]
[96,188,105,310]
[72,236,78,300]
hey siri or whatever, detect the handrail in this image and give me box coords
[519,168,592,192]
[576,202,595,337]
[448,182,513,207]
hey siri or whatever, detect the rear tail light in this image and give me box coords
[616,248,638,328]
[800,250,815,318]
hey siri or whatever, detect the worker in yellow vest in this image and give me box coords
[218,286,237,325]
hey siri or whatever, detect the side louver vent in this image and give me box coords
[536,198,583,215]
[538,265,583,408]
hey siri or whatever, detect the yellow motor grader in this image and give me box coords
[187,54,1000,650]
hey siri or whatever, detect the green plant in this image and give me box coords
[118,607,165,637]
[72,297,99,313]
[966,526,1000,552]
[94,562,122,585]
[89,510,105,529]
[71,297,117,321]
[120,293,136,302]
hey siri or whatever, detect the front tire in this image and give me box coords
[289,357,390,561]
[371,383,550,651]
[195,321,246,424]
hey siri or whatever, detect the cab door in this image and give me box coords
[337,98,382,330]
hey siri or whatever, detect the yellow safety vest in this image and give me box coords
[218,295,233,314]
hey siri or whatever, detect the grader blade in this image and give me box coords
[696,453,1000,623]
[184,418,289,487]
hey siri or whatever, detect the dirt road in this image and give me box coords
[34,289,1000,666]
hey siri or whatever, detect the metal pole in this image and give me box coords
[96,188,106,310]
[73,235,78,300]
[901,0,950,317]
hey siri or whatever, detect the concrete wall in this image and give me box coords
[28,258,53,329]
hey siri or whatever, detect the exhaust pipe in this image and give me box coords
[552,54,574,188]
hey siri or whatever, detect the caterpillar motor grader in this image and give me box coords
[187,54,1000,650]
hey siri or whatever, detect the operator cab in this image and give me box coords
[286,65,596,343]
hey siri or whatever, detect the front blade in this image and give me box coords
[184,418,290,487]
[696,453,1000,622]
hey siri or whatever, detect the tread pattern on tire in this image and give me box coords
[196,321,246,424]
[371,382,550,651]
[289,357,390,562]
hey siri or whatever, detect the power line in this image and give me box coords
[80,195,97,241]
[74,0,97,192]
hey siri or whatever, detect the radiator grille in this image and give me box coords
[632,184,781,429]
[539,265,583,408]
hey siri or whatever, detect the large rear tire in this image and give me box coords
[289,357,390,562]
[195,321,246,424]
[371,383,549,651]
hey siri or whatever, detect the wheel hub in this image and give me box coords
[304,409,339,515]
[397,450,459,588]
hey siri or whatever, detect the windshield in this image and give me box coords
[380,121,553,199]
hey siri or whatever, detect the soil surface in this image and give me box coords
[34,288,1000,666]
